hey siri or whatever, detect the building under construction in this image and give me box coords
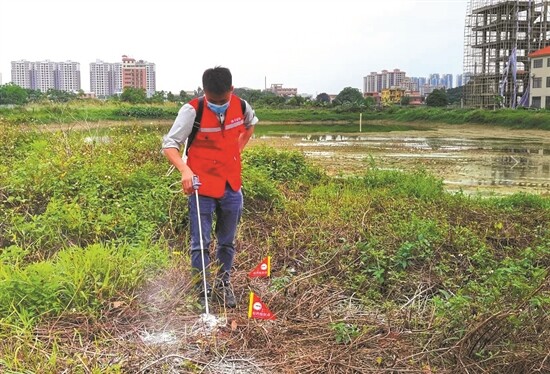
[463,0,550,108]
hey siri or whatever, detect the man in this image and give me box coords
[162,66,258,309]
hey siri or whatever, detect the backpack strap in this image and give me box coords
[185,97,204,156]
[240,98,246,117]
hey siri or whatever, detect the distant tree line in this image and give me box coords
[0,83,84,105]
[0,82,464,110]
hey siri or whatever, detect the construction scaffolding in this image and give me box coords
[463,0,550,108]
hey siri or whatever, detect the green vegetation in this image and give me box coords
[332,87,365,105]
[0,83,28,105]
[119,87,148,104]
[0,121,548,372]
[446,85,463,105]
[3,98,550,130]
[426,88,449,107]
[0,101,180,124]
[368,106,550,129]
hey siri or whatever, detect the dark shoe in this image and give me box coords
[215,281,236,308]
[198,288,212,310]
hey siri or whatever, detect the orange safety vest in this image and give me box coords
[187,95,246,198]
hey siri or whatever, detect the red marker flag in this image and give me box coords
[249,256,271,278]
[248,292,276,320]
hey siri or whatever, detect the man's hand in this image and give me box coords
[163,148,196,195]
[238,126,255,153]
[181,167,195,195]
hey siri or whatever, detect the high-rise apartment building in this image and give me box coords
[55,61,81,92]
[33,60,56,92]
[10,59,81,92]
[11,60,33,89]
[408,77,420,91]
[89,56,154,98]
[456,74,463,87]
[441,74,453,89]
[111,63,123,95]
[409,77,432,97]
[121,55,156,97]
[145,62,155,98]
[409,73,453,90]
[364,72,379,93]
[364,69,407,93]
[122,55,146,91]
[417,77,427,88]
[90,60,111,98]
[90,60,122,98]
[389,69,406,89]
[429,73,440,87]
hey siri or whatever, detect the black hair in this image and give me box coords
[202,66,232,95]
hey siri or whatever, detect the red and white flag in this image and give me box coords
[248,292,276,320]
[248,256,271,278]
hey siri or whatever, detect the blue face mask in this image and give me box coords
[207,100,230,115]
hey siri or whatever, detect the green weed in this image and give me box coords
[0,243,168,325]
[330,321,361,344]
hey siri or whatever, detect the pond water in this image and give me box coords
[254,132,550,196]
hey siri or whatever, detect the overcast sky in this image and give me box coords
[0,0,468,95]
